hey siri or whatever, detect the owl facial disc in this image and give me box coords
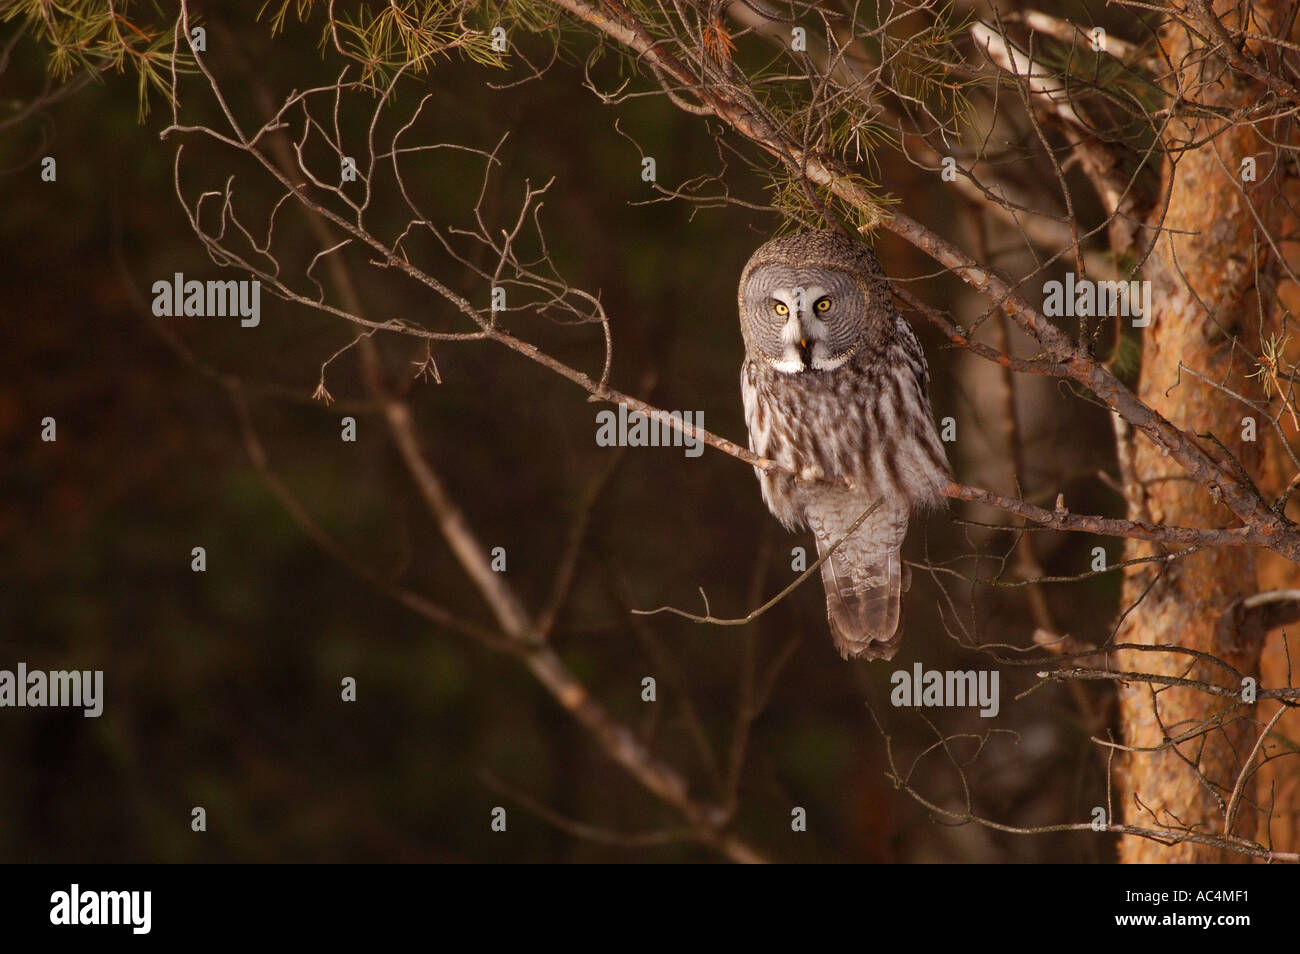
[741,267,862,374]
[765,283,854,374]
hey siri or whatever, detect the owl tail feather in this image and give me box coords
[816,542,904,661]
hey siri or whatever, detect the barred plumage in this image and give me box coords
[737,229,951,660]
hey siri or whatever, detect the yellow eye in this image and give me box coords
[773,301,789,316]
[815,297,832,313]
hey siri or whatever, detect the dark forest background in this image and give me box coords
[0,0,1132,862]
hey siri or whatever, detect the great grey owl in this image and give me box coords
[738,229,951,661]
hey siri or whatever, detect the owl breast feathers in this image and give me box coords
[737,229,951,661]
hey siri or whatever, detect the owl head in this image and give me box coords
[737,229,893,374]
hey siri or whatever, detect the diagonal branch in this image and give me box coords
[541,0,1300,564]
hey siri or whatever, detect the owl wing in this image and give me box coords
[804,492,910,661]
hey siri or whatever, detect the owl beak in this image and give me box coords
[797,336,811,368]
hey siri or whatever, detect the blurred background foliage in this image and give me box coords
[1,0,1126,861]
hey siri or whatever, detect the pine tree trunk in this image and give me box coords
[1114,0,1290,863]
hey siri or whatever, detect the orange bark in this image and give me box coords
[1114,1,1290,863]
